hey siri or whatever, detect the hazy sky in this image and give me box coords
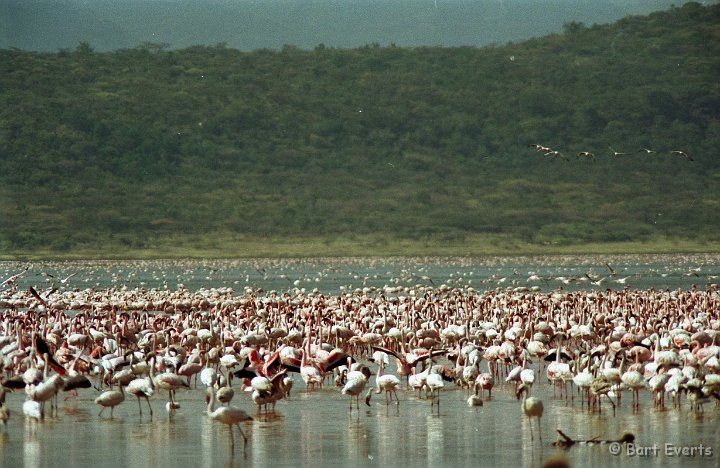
[2,0,713,52]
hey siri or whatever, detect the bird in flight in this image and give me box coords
[41,272,78,285]
[584,273,607,287]
[1,267,28,289]
[413,274,435,286]
[528,143,552,154]
[610,147,632,157]
[576,151,595,159]
[670,150,693,161]
[637,148,656,154]
[604,262,621,277]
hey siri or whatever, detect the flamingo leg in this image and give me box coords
[529,416,534,441]
[537,415,542,442]
[238,425,248,449]
[607,395,616,417]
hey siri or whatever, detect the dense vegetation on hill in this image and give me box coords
[1,2,719,258]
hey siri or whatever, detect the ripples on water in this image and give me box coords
[1,255,719,467]
[1,366,719,468]
[2,254,719,294]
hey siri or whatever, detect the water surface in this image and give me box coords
[1,255,719,467]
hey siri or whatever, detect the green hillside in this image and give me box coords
[1,2,719,259]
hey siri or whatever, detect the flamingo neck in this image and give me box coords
[207,389,216,413]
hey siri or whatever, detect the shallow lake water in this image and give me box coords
[1,255,719,467]
[2,253,719,295]
[1,362,718,468]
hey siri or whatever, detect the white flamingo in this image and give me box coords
[127,377,154,417]
[516,383,543,442]
[371,359,401,406]
[95,384,125,418]
[467,382,484,407]
[206,387,253,452]
[341,365,371,411]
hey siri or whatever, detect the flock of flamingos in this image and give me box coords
[1,260,719,455]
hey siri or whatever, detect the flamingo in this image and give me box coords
[206,387,253,452]
[251,369,289,413]
[299,346,323,391]
[375,359,401,405]
[26,376,62,416]
[516,383,543,442]
[507,358,532,391]
[23,399,43,429]
[475,360,495,399]
[664,372,685,408]
[95,384,125,418]
[166,401,181,418]
[426,368,445,410]
[467,382,484,407]
[63,374,93,398]
[150,356,189,404]
[684,384,720,412]
[127,377,154,417]
[0,267,28,289]
[546,334,572,399]
[408,369,426,397]
[590,377,616,415]
[0,388,9,428]
[520,368,536,386]
[462,359,481,392]
[341,365,371,411]
[572,359,593,408]
[370,345,446,385]
[621,366,645,410]
[199,367,217,388]
[177,351,204,388]
[651,333,680,367]
[648,371,670,408]
[217,377,235,406]
[282,374,294,398]
[506,363,523,387]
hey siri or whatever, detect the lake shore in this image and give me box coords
[2,233,720,261]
